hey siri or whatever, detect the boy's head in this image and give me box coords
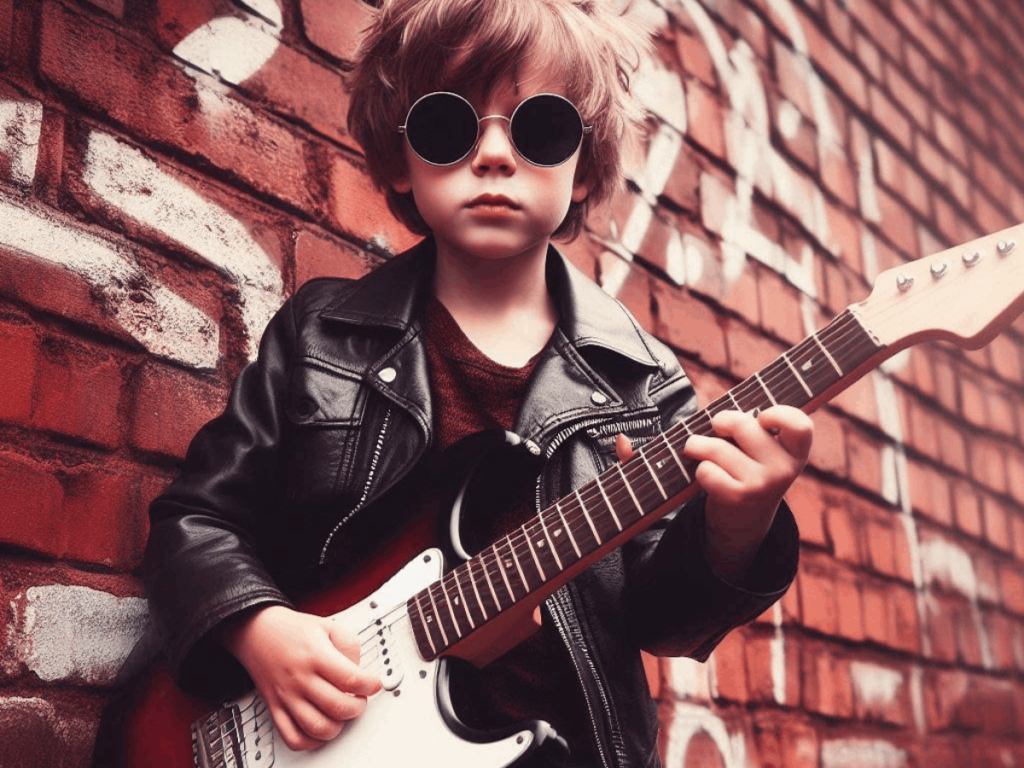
[347,0,650,241]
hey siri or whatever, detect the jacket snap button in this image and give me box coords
[378,367,397,383]
[591,391,608,405]
[296,398,316,418]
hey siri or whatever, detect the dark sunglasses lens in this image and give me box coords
[405,93,478,165]
[511,95,584,166]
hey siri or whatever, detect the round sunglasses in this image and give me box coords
[398,91,592,168]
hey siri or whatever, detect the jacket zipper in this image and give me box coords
[548,589,618,768]
[319,409,393,565]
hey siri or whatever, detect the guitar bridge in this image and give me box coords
[191,693,275,768]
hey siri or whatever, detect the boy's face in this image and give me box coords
[392,61,590,264]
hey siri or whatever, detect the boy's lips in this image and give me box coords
[466,194,520,210]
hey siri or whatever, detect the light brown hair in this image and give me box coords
[347,0,650,240]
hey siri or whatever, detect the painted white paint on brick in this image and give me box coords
[919,537,977,599]
[20,585,148,686]
[173,2,282,86]
[0,98,43,187]
[821,738,908,768]
[850,660,903,706]
[664,656,711,702]
[771,601,786,705]
[662,702,743,768]
[0,192,220,368]
[84,131,283,359]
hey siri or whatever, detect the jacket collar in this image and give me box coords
[320,238,660,369]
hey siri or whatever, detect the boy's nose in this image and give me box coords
[471,117,517,174]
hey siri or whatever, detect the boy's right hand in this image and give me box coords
[221,604,383,751]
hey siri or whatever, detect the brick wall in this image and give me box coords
[1,0,1022,765]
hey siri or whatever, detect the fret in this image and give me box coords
[812,330,844,376]
[524,528,547,584]
[761,356,807,409]
[664,435,692,483]
[488,541,517,605]
[538,510,564,571]
[424,585,451,648]
[575,488,604,546]
[684,410,713,438]
[645,438,689,498]
[640,449,668,500]
[497,537,529,599]
[781,350,813,398]
[477,548,505,618]
[616,463,644,518]
[450,571,476,629]
[789,337,842,398]
[430,581,462,641]
[410,593,438,656]
[528,517,561,575]
[555,501,583,558]
[595,475,622,531]
[465,557,491,622]
[730,380,765,413]
[727,390,743,411]
[754,371,778,405]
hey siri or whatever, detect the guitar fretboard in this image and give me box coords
[407,308,882,659]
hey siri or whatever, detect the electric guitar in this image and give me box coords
[122,224,1024,767]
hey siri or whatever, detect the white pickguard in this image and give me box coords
[192,549,535,768]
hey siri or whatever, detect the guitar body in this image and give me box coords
[123,432,566,768]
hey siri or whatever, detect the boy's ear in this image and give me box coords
[571,179,591,203]
[391,175,412,194]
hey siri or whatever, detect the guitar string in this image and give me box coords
[422,312,878,645]
[209,313,878,743]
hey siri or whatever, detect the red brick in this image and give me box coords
[821,151,858,212]
[823,202,862,276]
[154,0,354,147]
[0,0,11,69]
[852,30,882,81]
[673,28,716,89]
[604,258,653,332]
[129,363,226,459]
[661,145,702,215]
[326,152,419,254]
[39,0,318,215]
[724,321,783,385]
[935,415,968,475]
[981,494,1012,558]
[891,582,921,654]
[685,79,726,161]
[786,475,827,547]
[952,480,983,539]
[868,84,913,154]
[652,284,728,370]
[803,15,867,110]
[801,642,853,717]
[62,465,149,568]
[927,593,960,663]
[845,426,886,497]
[1009,454,1024,508]
[0,321,38,426]
[757,270,805,346]
[861,580,891,646]
[873,138,931,218]
[985,610,1018,671]
[990,333,1024,385]
[1000,565,1024,616]
[808,407,846,476]
[830,373,877,427]
[826,497,863,565]
[971,440,1009,497]
[0,453,65,557]
[300,0,375,63]
[773,40,813,121]
[32,341,125,450]
[294,228,378,289]
[743,632,780,704]
[798,566,838,636]
[906,459,953,527]
[711,628,748,703]
[974,192,1014,237]
[874,188,918,259]
[751,710,819,768]
[835,567,865,642]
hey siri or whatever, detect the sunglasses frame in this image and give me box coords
[398,91,592,168]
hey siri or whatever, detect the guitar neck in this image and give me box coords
[407,308,885,661]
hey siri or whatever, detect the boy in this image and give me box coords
[144,1,813,766]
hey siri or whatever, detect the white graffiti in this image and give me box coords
[0,191,219,369]
[0,98,43,188]
[83,131,283,359]
[662,702,748,768]
[821,739,908,768]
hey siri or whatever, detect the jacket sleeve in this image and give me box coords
[622,352,800,660]
[143,292,303,701]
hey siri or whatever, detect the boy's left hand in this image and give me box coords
[616,405,813,584]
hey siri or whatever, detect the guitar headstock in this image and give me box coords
[854,223,1024,351]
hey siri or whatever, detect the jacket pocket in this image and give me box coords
[283,363,369,507]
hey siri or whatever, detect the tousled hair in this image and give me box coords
[346,0,651,241]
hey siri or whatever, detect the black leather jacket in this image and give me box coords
[145,240,798,768]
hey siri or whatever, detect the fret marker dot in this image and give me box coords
[801,360,813,371]
[554,529,562,537]
[537,540,545,547]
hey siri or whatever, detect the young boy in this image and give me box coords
[144,1,813,766]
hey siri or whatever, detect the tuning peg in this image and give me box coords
[930,260,949,278]
[896,273,914,292]
[997,240,1016,256]
[962,250,982,267]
